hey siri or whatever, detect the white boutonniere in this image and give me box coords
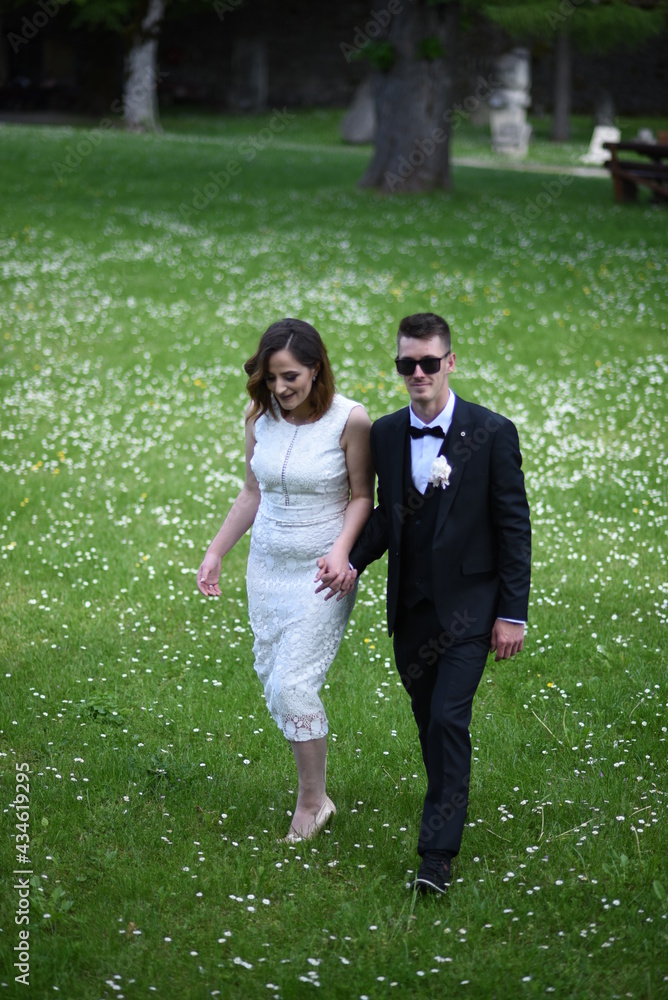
[428,456,452,490]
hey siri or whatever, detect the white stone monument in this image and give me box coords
[580,125,621,165]
[489,48,532,158]
[341,79,376,144]
[229,38,267,113]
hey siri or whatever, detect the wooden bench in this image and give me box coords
[603,141,668,203]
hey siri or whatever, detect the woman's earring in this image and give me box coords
[312,374,317,382]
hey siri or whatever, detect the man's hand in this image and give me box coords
[315,555,358,601]
[490,619,525,661]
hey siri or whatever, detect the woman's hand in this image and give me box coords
[314,545,357,601]
[197,551,222,597]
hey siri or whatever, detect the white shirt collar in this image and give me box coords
[409,390,456,432]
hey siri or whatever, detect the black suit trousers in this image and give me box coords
[393,598,489,858]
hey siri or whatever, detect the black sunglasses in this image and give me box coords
[394,352,451,376]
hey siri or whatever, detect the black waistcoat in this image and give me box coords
[400,432,451,608]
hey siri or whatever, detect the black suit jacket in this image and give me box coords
[350,396,531,639]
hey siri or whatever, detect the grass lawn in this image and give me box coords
[0,111,666,1000]
[159,107,668,167]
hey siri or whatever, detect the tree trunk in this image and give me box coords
[359,0,459,194]
[551,28,571,142]
[123,0,165,132]
[0,19,8,87]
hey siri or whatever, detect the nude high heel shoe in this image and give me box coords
[281,796,337,844]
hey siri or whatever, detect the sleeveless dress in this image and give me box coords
[248,393,361,742]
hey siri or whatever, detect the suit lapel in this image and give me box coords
[434,396,473,538]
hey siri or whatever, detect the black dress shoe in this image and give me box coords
[411,851,452,895]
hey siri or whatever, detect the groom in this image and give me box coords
[323,312,531,894]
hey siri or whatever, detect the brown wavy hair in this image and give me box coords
[244,318,336,422]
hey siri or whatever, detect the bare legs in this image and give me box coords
[285,736,336,840]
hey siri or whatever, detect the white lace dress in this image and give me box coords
[247,394,361,742]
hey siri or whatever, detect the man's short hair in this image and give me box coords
[398,313,451,352]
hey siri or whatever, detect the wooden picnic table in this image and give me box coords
[603,141,668,203]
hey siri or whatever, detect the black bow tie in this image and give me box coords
[409,425,445,439]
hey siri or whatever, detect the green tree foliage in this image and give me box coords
[481,0,667,53]
[70,0,142,34]
[69,0,209,34]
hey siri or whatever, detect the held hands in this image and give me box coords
[314,545,358,601]
[490,619,525,662]
[197,552,222,597]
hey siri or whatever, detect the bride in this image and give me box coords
[197,318,373,842]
